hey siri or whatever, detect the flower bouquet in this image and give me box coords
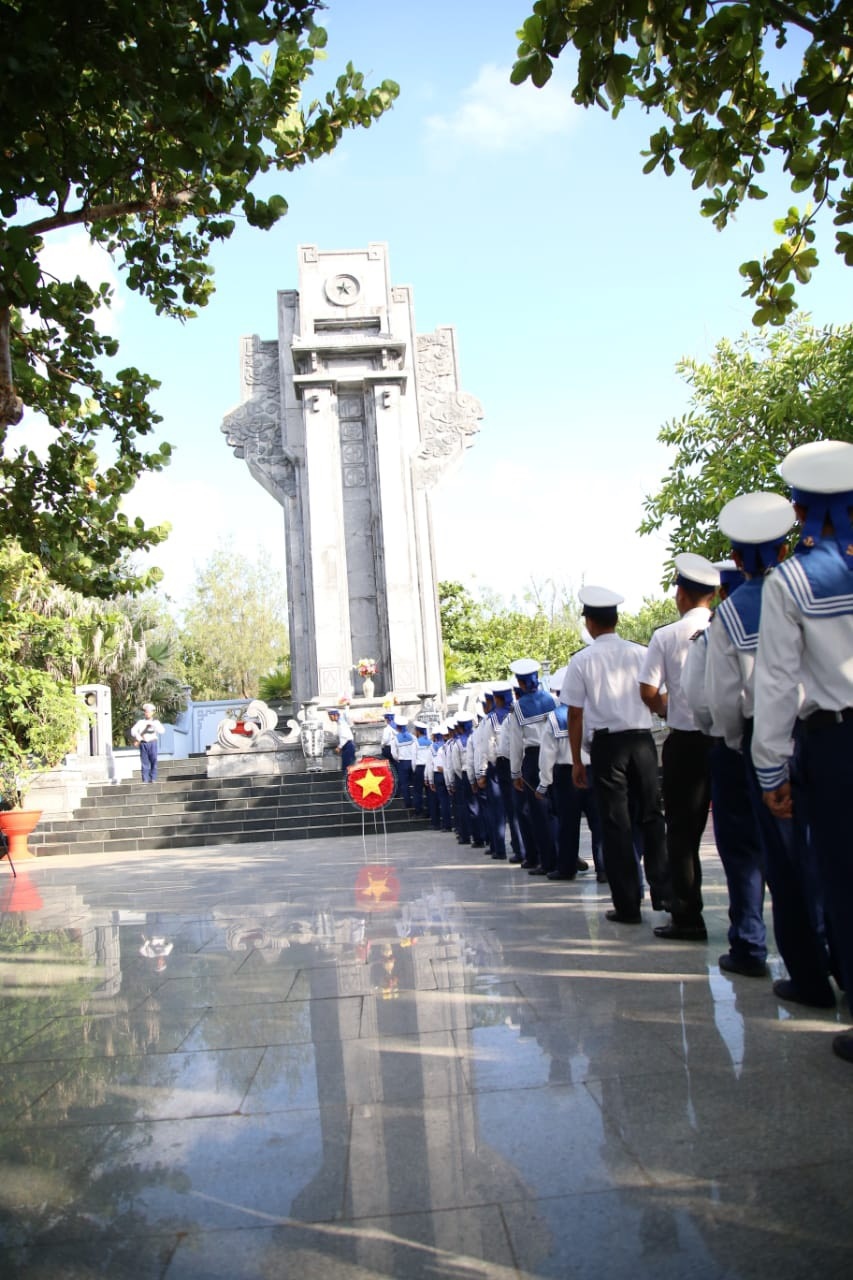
[356,658,377,677]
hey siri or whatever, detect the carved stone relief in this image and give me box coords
[221,335,297,499]
[414,331,484,489]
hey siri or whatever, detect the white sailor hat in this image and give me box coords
[393,712,409,727]
[413,720,427,731]
[779,439,853,494]
[509,658,540,676]
[326,706,340,716]
[779,439,853,564]
[578,586,623,618]
[674,552,720,590]
[432,722,447,736]
[718,492,795,543]
[549,665,568,693]
[713,558,745,591]
[490,679,515,696]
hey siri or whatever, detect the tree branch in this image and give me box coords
[762,0,853,52]
[22,190,194,237]
[0,302,24,429]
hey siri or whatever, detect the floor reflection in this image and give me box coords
[0,837,851,1278]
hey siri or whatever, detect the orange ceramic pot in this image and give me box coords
[0,809,42,859]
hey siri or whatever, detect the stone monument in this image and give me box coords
[222,243,482,704]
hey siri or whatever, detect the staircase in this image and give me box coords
[28,757,428,858]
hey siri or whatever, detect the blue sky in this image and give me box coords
[17,1,853,612]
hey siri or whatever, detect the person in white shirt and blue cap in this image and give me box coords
[751,440,853,1061]
[639,552,719,941]
[562,587,669,924]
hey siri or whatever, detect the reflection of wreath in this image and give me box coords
[345,757,396,810]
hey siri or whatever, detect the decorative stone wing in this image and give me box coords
[414,330,483,488]
[221,335,297,500]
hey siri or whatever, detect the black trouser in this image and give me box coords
[590,729,668,917]
[662,729,712,925]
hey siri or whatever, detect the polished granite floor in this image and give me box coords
[1,820,851,1279]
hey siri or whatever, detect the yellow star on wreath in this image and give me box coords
[356,769,384,798]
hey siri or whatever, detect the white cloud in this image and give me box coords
[424,63,578,155]
[126,466,287,608]
[37,230,124,336]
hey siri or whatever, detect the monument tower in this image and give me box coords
[222,243,483,703]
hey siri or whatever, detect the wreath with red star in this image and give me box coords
[345,756,396,810]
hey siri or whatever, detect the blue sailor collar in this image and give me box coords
[548,704,569,736]
[488,706,511,728]
[778,540,853,617]
[513,687,556,725]
[716,578,764,652]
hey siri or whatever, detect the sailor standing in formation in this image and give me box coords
[639,553,718,942]
[561,587,670,923]
[750,440,853,1062]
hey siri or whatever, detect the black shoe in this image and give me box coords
[719,953,768,979]
[651,897,672,912]
[832,1029,853,1063]
[528,866,547,876]
[471,841,485,849]
[547,871,577,881]
[576,858,589,872]
[491,852,507,860]
[519,860,538,870]
[653,921,708,942]
[772,979,835,1009]
[596,872,608,884]
[605,908,642,925]
[508,855,523,864]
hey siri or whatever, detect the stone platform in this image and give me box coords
[1,825,851,1276]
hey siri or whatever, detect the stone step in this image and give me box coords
[29,757,425,857]
[29,804,428,856]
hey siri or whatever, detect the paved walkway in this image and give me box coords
[1,823,851,1278]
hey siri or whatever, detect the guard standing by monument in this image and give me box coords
[130,703,165,784]
[751,440,853,1060]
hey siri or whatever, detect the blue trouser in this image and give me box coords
[139,739,158,782]
[434,773,452,831]
[340,740,356,772]
[796,715,853,994]
[412,763,426,814]
[396,758,413,806]
[709,739,767,964]
[483,763,506,856]
[519,747,555,871]
[744,720,834,1000]
[551,763,601,876]
[460,773,485,844]
[496,756,524,856]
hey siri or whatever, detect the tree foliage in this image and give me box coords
[0,545,85,803]
[640,315,853,576]
[512,2,853,323]
[0,1,398,595]
[179,543,289,699]
[439,578,674,684]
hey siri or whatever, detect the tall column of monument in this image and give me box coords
[222,242,483,704]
